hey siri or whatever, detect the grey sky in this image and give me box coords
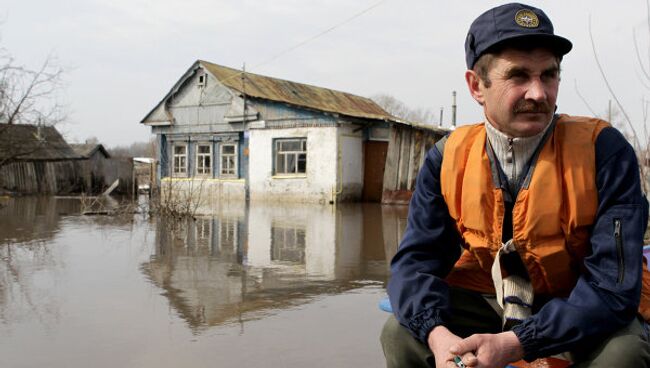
[2,1,647,147]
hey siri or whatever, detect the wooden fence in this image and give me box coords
[0,158,134,195]
[382,124,446,204]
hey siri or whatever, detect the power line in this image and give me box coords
[218,0,386,85]
[252,0,387,71]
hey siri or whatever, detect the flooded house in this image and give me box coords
[141,60,406,205]
[141,61,450,207]
[0,123,84,194]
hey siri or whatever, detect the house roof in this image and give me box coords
[199,61,394,122]
[173,60,395,121]
[0,124,81,161]
[70,143,111,159]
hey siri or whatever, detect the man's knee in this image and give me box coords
[380,315,434,368]
[572,318,650,367]
[380,315,408,359]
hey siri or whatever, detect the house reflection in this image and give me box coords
[141,203,408,331]
[0,196,80,245]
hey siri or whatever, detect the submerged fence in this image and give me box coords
[0,158,135,195]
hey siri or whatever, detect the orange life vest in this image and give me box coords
[439,115,650,320]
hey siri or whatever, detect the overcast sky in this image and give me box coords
[2,1,649,147]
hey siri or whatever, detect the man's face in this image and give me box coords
[466,48,560,137]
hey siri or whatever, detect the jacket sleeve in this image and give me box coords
[512,127,649,360]
[387,142,463,343]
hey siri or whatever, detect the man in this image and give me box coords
[381,3,650,368]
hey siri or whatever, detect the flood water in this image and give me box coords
[0,196,408,368]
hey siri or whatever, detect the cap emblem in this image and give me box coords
[515,9,539,28]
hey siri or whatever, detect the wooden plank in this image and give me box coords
[409,131,423,191]
[398,129,411,190]
[382,126,401,191]
[102,179,120,196]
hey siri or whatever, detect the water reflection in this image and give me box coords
[141,203,408,332]
[0,196,142,329]
[0,196,79,245]
[0,197,409,367]
[0,198,73,327]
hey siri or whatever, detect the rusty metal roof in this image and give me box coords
[200,60,394,122]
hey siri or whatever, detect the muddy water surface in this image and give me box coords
[0,197,408,368]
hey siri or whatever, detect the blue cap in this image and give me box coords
[465,3,572,69]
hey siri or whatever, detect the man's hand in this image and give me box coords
[428,326,477,368]
[449,331,524,368]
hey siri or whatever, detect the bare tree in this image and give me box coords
[588,5,650,193]
[0,51,64,126]
[371,93,437,125]
[108,138,157,158]
[0,42,66,166]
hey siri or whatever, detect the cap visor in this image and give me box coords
[488,33,573,56]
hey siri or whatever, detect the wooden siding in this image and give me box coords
[0,161,84,194]
[0,158,134,195]
[381,124,445,204]
[80,157,135,194]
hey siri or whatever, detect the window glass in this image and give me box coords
[222,145,235,155]
[196,144,212,175]
[220,143,238,177]
[274,138,307,175]
[271,225,306,263]
[172,144,188,175]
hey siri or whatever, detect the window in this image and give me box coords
[196,144,212,176]
[219,218,237,250]
[275,138,306,175]
[220,143,238,177]
[195,218,212,249]
[198,73,207,87]
[271,225,306,263]
[196,218,211,240]
[172,144,187,175]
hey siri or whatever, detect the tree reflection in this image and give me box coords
[0,197,75,328]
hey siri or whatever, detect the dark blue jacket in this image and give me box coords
[387,126,649,360]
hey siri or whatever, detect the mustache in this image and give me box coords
[512,100,552,114]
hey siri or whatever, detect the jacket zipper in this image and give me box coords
[614,218,625,284]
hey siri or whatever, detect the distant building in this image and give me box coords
[70,143,135,195]
[0,124,135,196]
[141,60,446,205]
[133,157,155,192]
[71,143,110,193]
[70,143,111,161]
[0,123,84,194]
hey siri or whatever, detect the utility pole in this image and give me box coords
[452,91,457,128]
[241,63,247,123]
[439,107,444,127]
[608,99,612,123]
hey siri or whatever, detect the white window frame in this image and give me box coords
[218,218,238,251]
[274,138,307,176]
[270,224,306,263]
[172,144,188,177]
[192,217,212,250]
[198,72,207,87]
[220,143,238,178]
[195,143,212,177]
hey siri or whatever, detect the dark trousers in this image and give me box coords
[380,288,650,367]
